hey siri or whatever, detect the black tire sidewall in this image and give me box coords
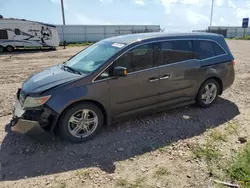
[196,79,219,108]
[0,46,4,52]
[6,46,14,52]
[59,103,104,143]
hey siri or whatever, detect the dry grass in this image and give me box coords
[54,182,66,188]
[75,169,90,178]
[210,130,227,142]
[225,121,239,135]
[228,143,250,188]
[191,139,222,162]
[116,177,151,188]
[154,167,170,178]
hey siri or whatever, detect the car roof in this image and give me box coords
[103,32,222,44]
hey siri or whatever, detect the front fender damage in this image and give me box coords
[10,105,59,136]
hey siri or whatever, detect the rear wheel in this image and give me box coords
[6,45,14,52]
[59,103,104,143]
[196,79,219,108]
[0,46,4,53]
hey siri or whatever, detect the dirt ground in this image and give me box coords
[0,41,250,188]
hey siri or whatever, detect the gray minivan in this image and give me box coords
[11,32,235,143]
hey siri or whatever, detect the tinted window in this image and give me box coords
[0,30,8,39]
[114,44,154,72]
[96,66,112,80]
[199,40,225,59]
[14,29,21,35]
[160,40,194,64]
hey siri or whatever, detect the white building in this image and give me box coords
[208,26,250,38]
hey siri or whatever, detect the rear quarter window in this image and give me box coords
[198,40,226,60]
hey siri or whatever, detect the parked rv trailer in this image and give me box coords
[0,18,60,52]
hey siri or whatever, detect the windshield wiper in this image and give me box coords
[61,64,82,75]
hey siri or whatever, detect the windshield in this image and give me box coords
[64,41,125,74]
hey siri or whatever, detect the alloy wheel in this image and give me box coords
[201,83,217,104]
[68,109,98,138]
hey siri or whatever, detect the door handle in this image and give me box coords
[159,74,170,80]
[148,77,159,83]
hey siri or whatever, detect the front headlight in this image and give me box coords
[23,95,51,108]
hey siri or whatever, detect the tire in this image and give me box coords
[59,102,104,143]
[0,46,4,53]
[196,79,220,108]
[6,45,14,52]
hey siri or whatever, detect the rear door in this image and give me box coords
[156,39,201,103]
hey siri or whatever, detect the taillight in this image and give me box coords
[232,60,235,65]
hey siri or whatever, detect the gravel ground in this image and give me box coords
[0,41,250,188]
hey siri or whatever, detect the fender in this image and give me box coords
[196,61,230,95]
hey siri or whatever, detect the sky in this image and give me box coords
[0,0,250,32]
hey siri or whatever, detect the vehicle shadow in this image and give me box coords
[0,98,240,181]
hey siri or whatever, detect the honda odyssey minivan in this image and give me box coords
[11,32,235,143]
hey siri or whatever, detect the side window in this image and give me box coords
[199,40,226,59]
[95,44,154,81]
[97,67,112,80]
[14,29,21,35]
[114,44,154,72]
[160,40,194,64]
[0,30,8,39]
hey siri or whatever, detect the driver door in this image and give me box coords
[107,43,161,118]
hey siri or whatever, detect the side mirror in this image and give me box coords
[112,66,128,77]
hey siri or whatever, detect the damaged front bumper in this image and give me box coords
[10,97,59,135]
[10,118,44,135]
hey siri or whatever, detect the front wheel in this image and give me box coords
[196,79,220,108]
[59,103,104,143]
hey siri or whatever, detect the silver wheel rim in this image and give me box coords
[201,83,217,104]
[68,109,98,138]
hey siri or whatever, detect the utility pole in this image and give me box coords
[210,0,214,27]
[61,0,66,48]
[61,0,66,25]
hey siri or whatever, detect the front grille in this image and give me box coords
[19,89,27,105]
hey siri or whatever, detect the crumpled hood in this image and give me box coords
[22,65,83,94]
